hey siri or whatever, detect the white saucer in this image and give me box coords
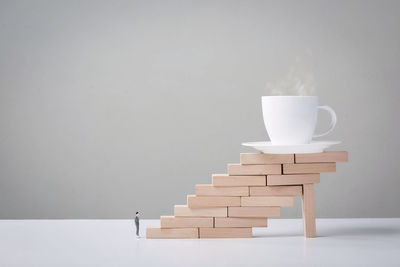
[241,141,341,154]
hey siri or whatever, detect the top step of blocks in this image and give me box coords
[295,151,348,163]
[240,152,348,165]
[240,153,294,165]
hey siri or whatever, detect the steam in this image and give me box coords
[266,57,316,96]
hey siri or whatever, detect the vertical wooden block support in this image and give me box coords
[302,184,316,238]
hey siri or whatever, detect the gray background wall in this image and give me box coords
[1,0,399,219]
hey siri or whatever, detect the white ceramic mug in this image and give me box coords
[262,96,337,145]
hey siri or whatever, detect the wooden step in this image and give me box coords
[283,163,336,174]
[249,185,302,196]
[174,205,227,217]
[295,151,348,163]
[240,153,294,165]
[160,216,213,228]
[228,164,281,175]
[214,217,268,228]
[196,184,249,196]
[187,195,240,208]
[199,227,252,238]
[146,227,198,239]
[212,174,266,186]
[241,196,294,207]
[267,174,320,185]
[228,206,281,217]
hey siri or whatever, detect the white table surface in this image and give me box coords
[0,218,399,267]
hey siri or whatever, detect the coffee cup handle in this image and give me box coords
[313,105,337,138]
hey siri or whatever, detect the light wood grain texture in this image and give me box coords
[228,206,281,217]
[283,163,336,174]
[250,186,302,196]
[196,185,249,196]
[214,217,268,228]
[302,184,316,238]
[240,153,294,165]
[295,151,348,163]
[160,216,213,228]
[187,195,240,208]
[267,174,320,185]
[241,196,294,207]
[228,164,282,175]
[146,227,198,239]
[212,174,266,186]
[199,227,252,238]
[174,205,227,217]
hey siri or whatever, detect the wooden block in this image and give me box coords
[199,227,252,238]
[146,227,198,239]
[160,216,213,228]
[187,195,240,208]
[295,151,348,163]
[250,186,302,196]
[215,217,268,228]
[174,205,227,217]
[228,164,281,175]
[240,153,294,165]
[212,174,266,186]
[302,184,316,238]
[196,184,249,196]
[267,174,320,185]
[241,196,294,207]
[228,206,281,217]
[283,163,336,174]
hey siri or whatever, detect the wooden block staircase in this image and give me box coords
[146,151,348,239]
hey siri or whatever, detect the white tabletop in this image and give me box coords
[1,218,399,266]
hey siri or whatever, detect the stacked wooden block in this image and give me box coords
[147,151,348,239]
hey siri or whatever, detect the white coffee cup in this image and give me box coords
[261,96,337,145]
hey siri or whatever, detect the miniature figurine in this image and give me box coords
[135,211,140,238]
